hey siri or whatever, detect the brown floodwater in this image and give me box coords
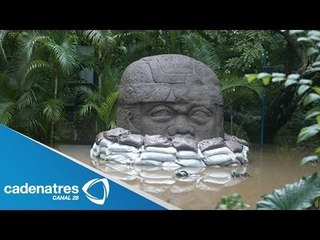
[57,144,320,210]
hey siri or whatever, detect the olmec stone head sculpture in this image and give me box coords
[117,54,224,142]
[90,54,249,168]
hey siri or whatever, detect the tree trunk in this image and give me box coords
[50,76,58,147]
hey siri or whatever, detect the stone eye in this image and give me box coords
[189,107,212,124]
[150,106,172,122]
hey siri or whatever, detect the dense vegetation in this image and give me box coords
[0,30,313,147]
[1,30,320,210]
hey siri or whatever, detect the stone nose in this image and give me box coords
[167,115,195,137]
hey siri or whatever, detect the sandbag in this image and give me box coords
[198,137,225,151]
[134,159,163,166]
[141,152,176,162]
[108,143,139,153]
[99,138,112,148]
[225,140,243,152]
[202,147,234,157]
[105,154,133,164]
[100,147,111,155]
[144,135,172,147]
[145,146,177,154]
[118,134,144,148]
[224,133,248,146]
[172,136,197,151]
[175,159,205,167]
[103,127,130,141]
[114,152,140,161]
[95,132,105,144]
[203,154,233,166]
[176,150,201,159]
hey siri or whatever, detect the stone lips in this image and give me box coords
[90,128,249,168]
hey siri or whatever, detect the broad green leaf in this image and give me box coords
[257,172,320,210]
[317,115,320,124]
[308,30,320,37]
[245,74,258,83]
[287,74,300,80]
[297,124,320,142]
[306,67,320,74]
[297,37,312,43]
[257,73,271,86]
[314,87,320,94]
[257,72,270,79]
[309,36,320,42]
[305,107,320,120]
[297,85,310,96]
[316,147,320,154]
[299,79,312,85]
[308,31,320,41]
[262,76,271,86]
[307,47,319,56]
[303,93,320,106]
[284,79,297,87]
[300,155,318,166]
[271,77,286,82]
[272,72,286,78]
[311,61,320,67]
[289,30,305,35]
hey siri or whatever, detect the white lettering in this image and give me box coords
[3,183,79,195]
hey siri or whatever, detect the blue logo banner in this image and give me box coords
[0,125,175,210]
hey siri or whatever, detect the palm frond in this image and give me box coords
[19,31,51,62]
[221,75,264,110]
[42,99,64,124]
[45,38,79,73]
[83,30,116,51]
[98,91,118,125]
[0,72,19,99]
[0,30,9,64]
[181,32,220,71]
[16,89,37,109]
[78,102,97,117]
[0,101,15,125]
[24,60,52,80]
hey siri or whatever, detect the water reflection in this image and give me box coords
[92,159,249,193]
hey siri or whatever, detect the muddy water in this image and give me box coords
[57,145,319,210]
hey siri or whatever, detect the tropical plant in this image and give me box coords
[77,67,119,132]
[216,193,250,210]
[0,30,81,145]
[246,30,320,209]
[220,73,264,137]
[257,172,320,210]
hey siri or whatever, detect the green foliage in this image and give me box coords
[300,155,319,166]
[247,30,320,209]
[180,32,220,71]
[245,30,320,147]
[257,172,320,210]
[77,66,119,131]
[297,124,320,143]
[216,193,250,210]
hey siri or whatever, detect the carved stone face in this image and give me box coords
[117,54,224,141]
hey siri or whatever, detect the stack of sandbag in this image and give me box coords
[225,140,247,165]
[136,135,177,166]
[91,128,138,164]
[198,138,236,166]
[173,136,205,167]
[90,127,250,167]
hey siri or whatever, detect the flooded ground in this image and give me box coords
[57,144,319,210]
